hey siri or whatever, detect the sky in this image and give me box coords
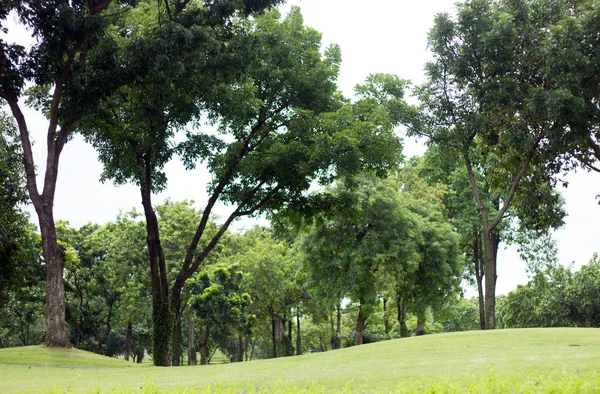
[9,0,600,296]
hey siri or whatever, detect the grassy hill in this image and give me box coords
[1,328,599,393]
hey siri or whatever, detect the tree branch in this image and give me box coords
[488,129,545,232]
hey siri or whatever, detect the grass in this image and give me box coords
[0,328,599,393]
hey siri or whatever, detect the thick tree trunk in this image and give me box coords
[40,218,69,347]
[354,301,367,346]
[125,321,132,361]
[187,313,196,366]
[296,311,301,355]
[139,154,172,367]
[199,326,209,365]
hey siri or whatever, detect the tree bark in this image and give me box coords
[473,226,486,330]
[125,321,132,361]
[483,231,499,330]
[139,152,172,366]
[237,332,243,362]
[271,317,277,358]
[416,311,426,336]
[41,222,69,347]
[296,311,302,355]
[187,313,196,366]
[383,297,390,335]
[199,326,209,365]
[354,300,367,346]
[397,297,408,338]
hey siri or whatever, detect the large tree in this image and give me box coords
[84,8,405,365]
[419,0,570,328]
[0,0,138,346]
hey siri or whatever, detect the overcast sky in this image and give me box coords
[13,0,600,296]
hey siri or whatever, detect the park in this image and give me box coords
[1,0,600,392]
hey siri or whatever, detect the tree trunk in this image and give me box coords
[237,332,243,362]
[354,301,367,346]
[125,321,132,361]
[40,217,69,347]
[483,230,499,330]
[187,313,196,366]
[171,317,182,366]
[473,226,486,330]
[199,326,209,365]
[383,297,390,335]
[397,297,408,338]
[416,311,426,336]
[296,311,302,356]
[139,154,172,366]
[271,318,277,358]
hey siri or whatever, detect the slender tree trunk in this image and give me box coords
[271,318,277,358]
[483,230,499,330]
[354,300,367,346]
[200,326,209,365]
[296,311,302,356]
[125,321,132,361]
[473,226,486,330]
[187,313,196,366]
[383,297,390,335]
[237,332,243,362]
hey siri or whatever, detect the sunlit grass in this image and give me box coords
[0,328,599,393]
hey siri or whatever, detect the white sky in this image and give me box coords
[11,0,600,296]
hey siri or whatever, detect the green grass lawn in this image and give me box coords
[1,328,599,393]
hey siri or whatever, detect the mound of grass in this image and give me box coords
[0,346,142,368]
[0,328,599,393]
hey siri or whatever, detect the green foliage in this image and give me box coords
[498,255,600,329]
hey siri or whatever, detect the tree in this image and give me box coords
[394,169,464,336]
[0,0,140,346]
[188,264,252,364]
[84,7,404,365]
[419,0,570,328]
[302,174,419,345]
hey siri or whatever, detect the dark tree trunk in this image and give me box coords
[187,313,196,366]
[354,300,367,346]
[416,310,426,336]
[124,321,132,361]
[171,317,182,366]
[296,311,302,355]
[200,326,209,365]
[397,297,408,338]
[237,332,243,362]
[383,297,390,335]
[139,154,172,367]
[483,230,499,330]
[135,349,144,363]
[285,318,294,356]
[271,317,277,358]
